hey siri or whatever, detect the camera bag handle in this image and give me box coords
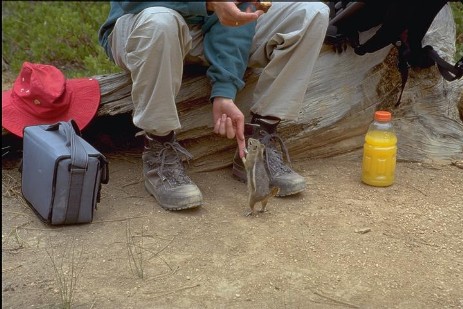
[45,120,88,224]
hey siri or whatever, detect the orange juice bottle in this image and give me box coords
[361,111,397,187]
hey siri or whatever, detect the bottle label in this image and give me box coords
[362,143,397,187]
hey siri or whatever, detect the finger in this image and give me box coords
[237,14,260,24]
[219,114,227,136]
[233,11,260,24]
[235,116,246,158]
[225,117,235,139]
[237,135,246,158]
[214,117,221,134]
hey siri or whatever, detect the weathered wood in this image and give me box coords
[3,5,462,171]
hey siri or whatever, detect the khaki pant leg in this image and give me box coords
[109,7,193,135]
[249,2,329,120]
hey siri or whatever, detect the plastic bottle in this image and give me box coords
[361,111,397,187]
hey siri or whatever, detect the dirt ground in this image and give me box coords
[2,68,463,308]
[2,130,463,309]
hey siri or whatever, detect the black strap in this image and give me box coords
[66,166,86,223]
[394,42,463,107]
[394,38,410,107]
[46,120,88,224]
[395,65,409,107]
[426,47,463,82]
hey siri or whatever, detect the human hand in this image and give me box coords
[206,1,263,27]
[212,97,246,158]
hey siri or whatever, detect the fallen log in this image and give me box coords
[3,5,462,171]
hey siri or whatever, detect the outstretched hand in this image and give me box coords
[212,97,246,158]
[206,1,264,27]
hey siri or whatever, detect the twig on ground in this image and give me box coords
[156,255,175,272]
[123,194,149,199]
[126,220,145,279]
[147,236,176,261]
[91,215,148,224]
[402,184,428,196]
[122,178,143,188]
[19,227,62,232]
[2,173,22,198]
[2,221,32,250]
[145,266,180,282]
[2,210,33,217]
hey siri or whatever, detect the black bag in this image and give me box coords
[325,0,463,105]
[21,120,109,225]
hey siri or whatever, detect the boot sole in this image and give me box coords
[144,181,202,211]
[275,184,306,197]
[233,162,306,197]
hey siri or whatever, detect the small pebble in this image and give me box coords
[355,228,371,234]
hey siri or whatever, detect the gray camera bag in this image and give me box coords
[21,120,109,225]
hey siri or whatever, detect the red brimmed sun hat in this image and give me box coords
[2,62,100,137]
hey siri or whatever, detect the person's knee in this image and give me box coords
[126,8,189,60]
[314,3,330,30]
[137,7,183,38]
[280,2,329,30]
[302,1,330,15]
[298,2,330,31]
[290,2,329,20]
[316,2,330,21]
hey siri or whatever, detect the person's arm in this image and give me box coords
[203,2,261,158]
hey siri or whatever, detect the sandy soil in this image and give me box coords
[2,134,463,309]
[2,66,463,308]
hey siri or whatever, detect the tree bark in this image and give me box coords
[3,5,462,171]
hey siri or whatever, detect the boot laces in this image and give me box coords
[259,131,293,176]
[145,141,193,186]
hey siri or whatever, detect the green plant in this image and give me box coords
[126,220,145,279]
[46,243,86,309]
[2,1,120,78]
[2,1,462,77]
[450,2,463,61]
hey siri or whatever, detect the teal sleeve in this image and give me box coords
[202,4,256,101]
[186,2,208,16]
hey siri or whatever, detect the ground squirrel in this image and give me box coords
[242,138,279,216]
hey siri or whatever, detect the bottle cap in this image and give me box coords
[374,111,392,122]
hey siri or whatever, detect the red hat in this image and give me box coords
[2,62,100,137]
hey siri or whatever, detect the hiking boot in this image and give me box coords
[143,132,203,210]
[232,118,307,196]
